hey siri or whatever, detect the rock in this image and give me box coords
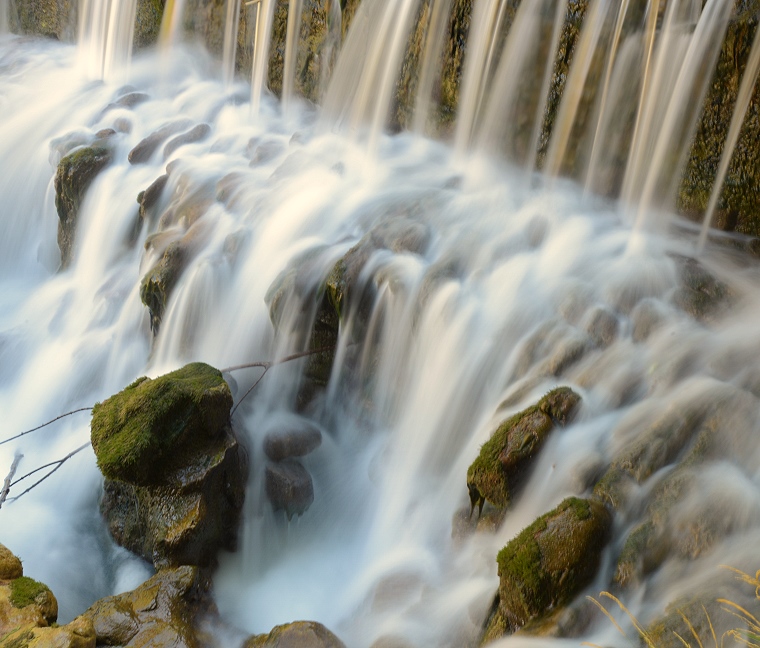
[0,616,96,648]
[263,424,322,461]
[163,124,212,160]
[584,307,619,348]
[6,577,57,625]
[54,146,112,269]
[644,593,727,648]
[265,460,314,520]
[484,497,612,640]
[84,565,205,648]
[244,621,346,648]
[0,544,22,580]
[128,120,193,164]
[467,387,581,514]
[670,254,731,322]
[12,0,77,40]
[92,363,247,567]
[139,240,188,335]
[137,174,169,227]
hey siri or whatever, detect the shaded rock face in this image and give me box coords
[264,423,322,461]
[91,363,248,568]
[482,497,612,641]
[54,146,112,269]
[244,620,347,648]
[140,240,189,335]
[265,459,315,520]
[467,387,581,514]
[83,565,205,648]
[12,0,77,41]
[0,544,96,648]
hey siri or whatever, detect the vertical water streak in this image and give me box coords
[697,24,760,252]
[103,0,137,81]
[453,0,502,155]
[543,0,611,178]
[621,0,697,208]
[0,0,8,34]
[318,0,343,100]
[159,0,189,48]
[633,0,733,230]
[78,0,137,81]
[283,0,305,112]
[223,0,242,87]
[251,0,276,116]
[475,0,566,169]
[583,0,631,191]
[411,0,453,135]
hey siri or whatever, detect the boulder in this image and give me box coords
[54,146,112,269]
[0,545,22,580]
[83,565,206,648]
[12,0,77,40]
[670,254,731,322]
[128,120,193,165]
[163,124,212,160]
[482,497,612,641]
[265,460,314,520]
[467,387,581,515]
[137,174,169,227]
[91,363,247,567]
[263,424,322,462]
[244,621,346,648]
[139,240,189,335]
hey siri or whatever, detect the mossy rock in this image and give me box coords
[0,544,23,581]
[670,255,731,322]
[139,240,189,335]
[12,0,76,40]
[492,497,612,635]
[90,362,233,486]
[8,578,57,625]
[244,620,346,648]
[467,387,581,514]
[54,146,112,269]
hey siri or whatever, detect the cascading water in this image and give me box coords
[2,1,760,647]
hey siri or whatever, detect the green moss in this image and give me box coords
[9,577,50,610]
[90,362,232,485]
[0,628,34,648]
[467,388,581,513]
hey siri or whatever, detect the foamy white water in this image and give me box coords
[1,2,760,647]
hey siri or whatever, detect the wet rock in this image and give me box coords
[92,363,247,567]
[264,424,322,462]
[671,255,731,322]
[467,387,581,514]
[483,497,612,640]
[137,173,169,226]
[129,120,193,165]
[163,124,212,160]
[244,620,346,648]
[644,592,729,648]
[139,240,188,335]
[84,565,206,648]
[54,146,112,269]
[584,307,619,348]
[13,0,77,40]
[0,545,22,580]
[265,460,315,520]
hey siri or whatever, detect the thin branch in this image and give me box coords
[221,346,335,374]
[0,454,23,510]
[0,407,93,446]
[6,442,90,504]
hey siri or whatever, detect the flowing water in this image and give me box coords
[1,1,760,647]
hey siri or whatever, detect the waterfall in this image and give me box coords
[2,2,760,647]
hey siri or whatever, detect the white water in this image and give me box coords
[1,2,760,647]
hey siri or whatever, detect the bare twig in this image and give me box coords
[0,407,93,446]
[6,442,90,504]
[0,454,23,510]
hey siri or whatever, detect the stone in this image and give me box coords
[139,240,189,335]
[163,124,212,160]
[265,460,314,520]
[54,146,112,269]
[128,120,193,165]
[137,174,169,227]
[467,387,581,514]
[244,621,346,648]
[485,497,612,639]
[670,254,731,322]
[92,363,247,568]
[0,544,22,580]
[263,424,322,461]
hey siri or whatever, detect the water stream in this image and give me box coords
[1,1,760,647]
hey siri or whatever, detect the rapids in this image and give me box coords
[1,1,760,647]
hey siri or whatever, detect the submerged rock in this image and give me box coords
[139,240,188,335]
[128,120,193,165]
[467,387,581,515]
[244,620,346,648]
[92,363,247,567]
[482,497,612,642]
[54,146,112,269]
[264,424,322,462]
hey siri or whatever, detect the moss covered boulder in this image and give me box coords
[244,620,346,648]
[467,387,581,515]
[54,146,112,269]
[83,565,206,648]
[92,363,247,567]
[483,497,612,641]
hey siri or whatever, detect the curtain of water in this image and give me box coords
[78,0,137,81]
[698,24,760,251]
[0,0,8,34]
[223,0,242,87]
[250,0,276,116]
[282,0,305,113]
[159,0,189,47]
